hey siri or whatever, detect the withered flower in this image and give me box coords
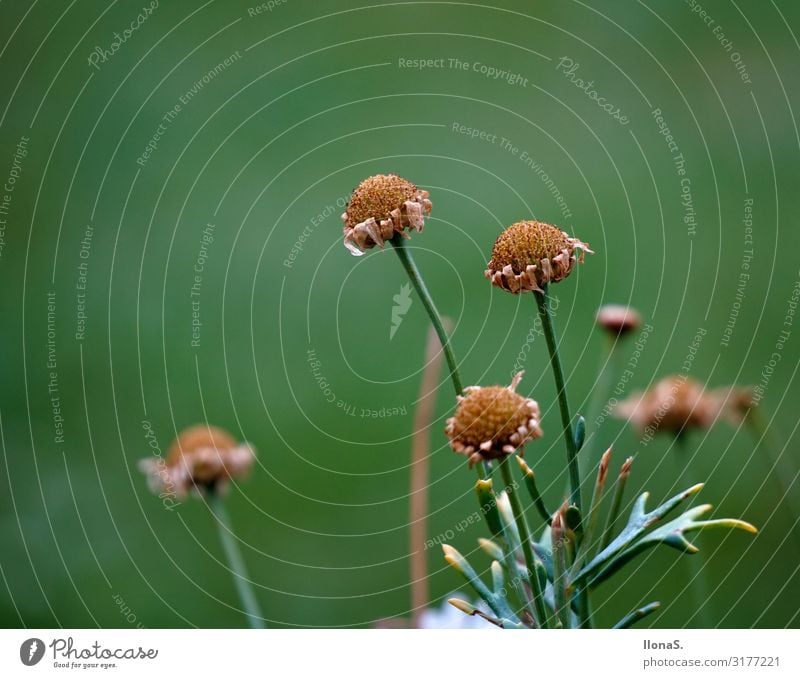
[485,220,592,293]
[341,173,432,255]
[139,424,255,499]
[596,304,642,337]
[614,376,723,437]
[710,385,756,425]
[445,372,542,468]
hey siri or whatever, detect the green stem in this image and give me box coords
[613,601,661,629]
[600,458,633,551]
[498,457,549,628]
[391,236,462,396]
[391,236,488,480]
[551,511,570,628]
[671,452,711,628]
[534,287,581,511]
[570,450,611,629]
[208,491,265,629]
[517,457,552,526]
[581,334,616,480]
[747,408,800,524]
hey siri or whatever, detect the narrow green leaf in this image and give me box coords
[573,415,586,451]
[575,483,705,584]
[495,491,521,550]
[442,544,522,624]
[517,457,552,526]
[491,560,505,594]
[447,598,524,629]
[571,448,612,576]
[475,478,503,538]
[589,506,757,587]
[613,601,661,629]
[478,537,504,562]
[565,504,583,534]
[551,509,570,629]
[599,456,634,551]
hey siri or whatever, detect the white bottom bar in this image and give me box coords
[1,629,796,677]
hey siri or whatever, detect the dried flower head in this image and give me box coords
[614,376,723,437]
[341,173,432,255]
[138,424,255,499]
[596,304,642,336]
[710,385,755,425]
[445,372,542,467]
[485,220,592,293]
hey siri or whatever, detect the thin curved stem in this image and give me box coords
[581,333,616,479]
[671,452,711,628]
[747,407,800,525]
[391,236,463,397]
[498,457,549,628]
[208,491,265,629]
[409,325,444,627]
[534,286,581,511]
[391,236,488,480]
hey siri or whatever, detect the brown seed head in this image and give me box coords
[445,372,542,468]
[341,173,432,255]
[614,376,722,437]
[596,304,642,337]
[710,385,756,425]
[166,425,237,467]
[485,220,592,293]
[139,424,255,499]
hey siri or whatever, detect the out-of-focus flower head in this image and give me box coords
[614,376,723,437]
[138,424,255,499]
[596,304,642,337]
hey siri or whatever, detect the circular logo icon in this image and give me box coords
[20,638,45,666]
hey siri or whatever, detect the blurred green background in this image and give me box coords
[0,0,798,628]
